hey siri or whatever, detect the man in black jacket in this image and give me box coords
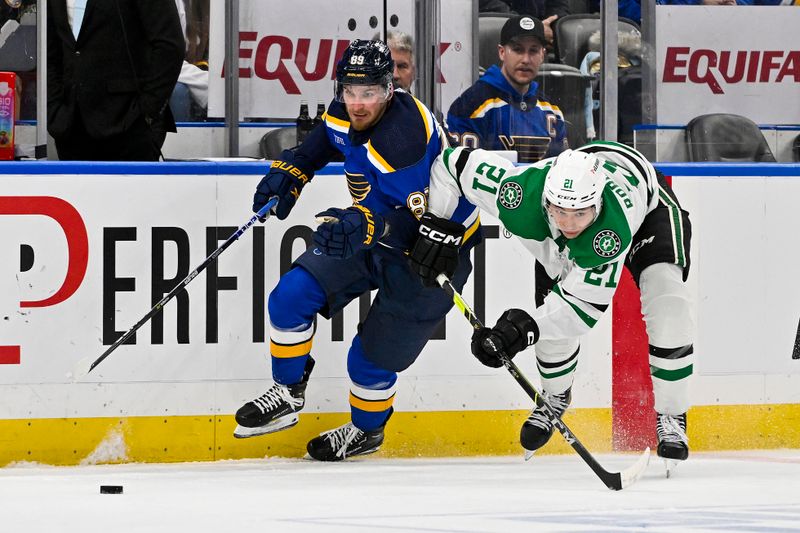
[47,0,184,161]
[479,0,570,46]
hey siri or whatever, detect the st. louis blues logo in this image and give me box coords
[593,229,621,258]
[498,181,523,210]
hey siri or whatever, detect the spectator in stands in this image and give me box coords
[1,0,31,25]
[47,0,184,161]
[1,0,36,119]
[479,0,570,46]
[447,15,568,163]
[171,0,209,121]
[373,30,416,93]
[655,0,744,4]
[589,0,643,23]
[589,0,792,25]
[579,28,643,139]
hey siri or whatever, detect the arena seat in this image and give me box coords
[617,65,641,146]
[552,14,640,68]
[536,64,592,148]
[686,114,776,163]
[478,13,511,71]
[259,127,298,159]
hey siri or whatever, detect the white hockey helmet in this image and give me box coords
[544,149,604,213]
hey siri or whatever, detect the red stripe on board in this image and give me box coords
[611,267,654,451]
[0,345,21,364]
[611,175,674,451]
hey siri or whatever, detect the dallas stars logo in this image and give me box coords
[593,229,622,258]
[498,181,523,210]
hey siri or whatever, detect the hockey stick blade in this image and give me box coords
[72,197,279,380]
[436,273,650,490]
[69,356,94,382]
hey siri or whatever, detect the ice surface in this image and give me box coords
[2,450,799,532]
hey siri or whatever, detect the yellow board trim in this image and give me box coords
[270,339,312,358]
[1,404,798,467]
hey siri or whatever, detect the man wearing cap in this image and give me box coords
[447,15,568,163]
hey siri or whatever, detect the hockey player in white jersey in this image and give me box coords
[409,141,693,465]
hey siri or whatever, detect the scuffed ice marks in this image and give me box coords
[80,429,128,465]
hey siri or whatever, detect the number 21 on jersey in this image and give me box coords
[471,162,505,195]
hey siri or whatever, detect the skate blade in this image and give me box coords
[663,457,680,478]
[341,444,381,460]
[305,445,382,462]
[523,450,536,462]
[233,414,299,439]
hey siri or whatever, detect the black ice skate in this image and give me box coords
[656,412,688,477]
[306,422,385,461]
[520,388,572,460]
[233,357,315,439]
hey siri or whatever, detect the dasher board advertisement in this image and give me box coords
[656,6,800,125]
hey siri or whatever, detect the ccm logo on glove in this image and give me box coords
[419,224,463,246]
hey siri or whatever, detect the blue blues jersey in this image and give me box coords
[294,90,480,250]
[446,65,569,163]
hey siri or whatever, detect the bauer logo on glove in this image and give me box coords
[312,205,387,259]
[253,150,315,220]
[270,160,310,185]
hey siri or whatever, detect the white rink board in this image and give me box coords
[0,167,611,420]
[670,174,800,407]
[2,166,800,421]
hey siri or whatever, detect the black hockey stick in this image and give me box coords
[71,197,279,380]
[436,273,650,491]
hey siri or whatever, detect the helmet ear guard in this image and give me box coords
[543,150,605,216]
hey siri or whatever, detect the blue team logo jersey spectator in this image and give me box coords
[447,64,569,163]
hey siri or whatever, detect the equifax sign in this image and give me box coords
[228,34,452,94]
[232,34,352,94]
[655,6,800,124]
[662,47,800,95]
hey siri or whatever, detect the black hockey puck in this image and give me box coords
[100,485,123,494]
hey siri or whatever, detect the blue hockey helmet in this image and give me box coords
[335,39,394,102]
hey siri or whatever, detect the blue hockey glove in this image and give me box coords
[313,205,386,259]
[254,150,312,220]
[471,309,540,368]
[408,213,465,287]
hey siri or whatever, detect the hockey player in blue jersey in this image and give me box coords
[233,40,482,461]
[447,15,569,163]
